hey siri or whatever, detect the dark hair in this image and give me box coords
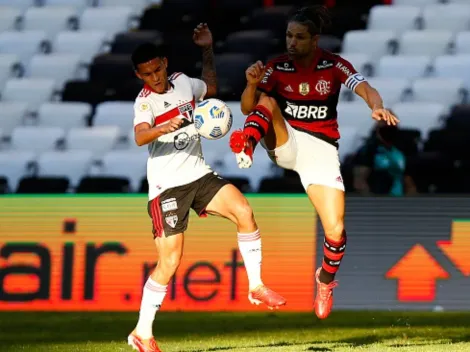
[288,5,332,36]
[131,42,166,70]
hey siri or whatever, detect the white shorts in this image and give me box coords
[260,122,345,192]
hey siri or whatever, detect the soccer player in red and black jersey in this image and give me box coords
[230,5,399,319]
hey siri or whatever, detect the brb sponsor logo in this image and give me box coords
[285,102,329,120]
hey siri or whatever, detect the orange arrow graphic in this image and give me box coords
[437,220,470,276]
[386,244,449,302]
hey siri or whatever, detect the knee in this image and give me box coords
[233,202,255,227]
[324,220,345,242]
[160,250,182,275]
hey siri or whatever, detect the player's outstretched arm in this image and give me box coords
[193,23,217,97]
[134,118,183,146]
[240,61,264,115]
[355,82,400,126]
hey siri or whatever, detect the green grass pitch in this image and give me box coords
[0,311,469,351]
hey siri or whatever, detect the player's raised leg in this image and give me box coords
[307,184,346,319]
[230,94,289,168]
[204,183,286,309]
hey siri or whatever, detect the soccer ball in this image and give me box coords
[193,98,233,140]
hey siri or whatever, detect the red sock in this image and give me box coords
[320,231,347,284]
[243,105,273,145]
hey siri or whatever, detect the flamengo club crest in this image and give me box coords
[299,82,310,96]
[315,80,331,95]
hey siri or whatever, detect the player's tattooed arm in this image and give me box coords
[201,45,217,97]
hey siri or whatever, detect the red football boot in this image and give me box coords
[314,267,338,319]
[229,129,254,168]
[248,285,287,310]
[128,331,162,352]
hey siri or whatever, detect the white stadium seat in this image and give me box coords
[10,126,65,152]
[367,5,421,32]
[398,30,453,57]
[422,4,470,33]
[66,126,120,156]
[94,101,134,137]
[362,78,410,106]
[342,30,397,60]
[433,54,470,89]
[0,31,49,64]
[0,102,28,137]
[0,0,35,11]
[392,0,440,6]
[22,6,78,38]
[0,6,21,32]
[339,53,373,76]
[37,150,94,187]
[338,126,361,162]
[99,0,149,16]
[2,78,56,110]
[28,54,81,90]
[99,150,148,191]
[411,78,466,106]
[79,7,134,40]
[376,55,431,79]
[0,54,21,92]
[43,0,89,12]
[37,102,91,130]
[448,0,470,3]
[392,102,447,137]
[455,32,470,55]
[0,151,35,192]
[53,31,107,64]
[337,101,375,138]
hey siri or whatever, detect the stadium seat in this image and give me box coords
[392,0,440,5]
[61,80,108,107]
[27,54,81,90]
[16,176,70,193]
[22,6,78,38]
[455,32,470,55]
[113,79,143,101]
[337,101,375,137]
[93,101,134,137]
[76,176,130,193]
[362,78,410,106]
[88,54,135,89]
[398,30,453,56]
[53,31,107,65]
[367,5,421,32]
[98,150,147,192]
[338,126,361,162]
[215,53,256,101]
[339,53,373,77]
[223,30,279,61]
[79,6,134,40]
[391,102,447,137]
[66,126,120,156]
[411,78,466,106]
[376,55,432,79]
[318,35,343,53]
[43,0,89,12]
[0,102,28,137]
[36,150,94,187]
[422,4,470,32]
[0,30,50,64]
[111,31,163,55]
[0,0,35,11]
[246,6,294,37]
[0,151,36,192]
[0,54,22,91]
[37,102,91,130]
[2,78,56,110]
[211,0,261,40]
[433,54,470,89]
[341,30,397,60]
[0,6,21,32]
[98,0,150,16]
[10,126,65,152]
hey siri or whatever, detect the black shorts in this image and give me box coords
[147,172,230,238]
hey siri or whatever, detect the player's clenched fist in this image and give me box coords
[160,117,183,134]
[246,61,265,85]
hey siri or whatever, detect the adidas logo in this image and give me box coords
[164,101,171,108]
[284,85,293,92]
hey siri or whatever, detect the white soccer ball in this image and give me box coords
[193,98,233,140]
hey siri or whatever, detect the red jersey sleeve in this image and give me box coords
[334,55,367,93]
[257,61,277,94]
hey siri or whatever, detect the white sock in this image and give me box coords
[238,229,263,291]
[135,277,167,339]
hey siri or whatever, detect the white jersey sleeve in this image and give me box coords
[189,77,207,101]
[133,99,155,127]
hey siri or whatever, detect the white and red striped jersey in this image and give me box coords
[133,72,211,200]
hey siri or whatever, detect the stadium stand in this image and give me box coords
[0,0,469,195]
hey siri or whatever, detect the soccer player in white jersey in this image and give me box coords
[127,24,286,352]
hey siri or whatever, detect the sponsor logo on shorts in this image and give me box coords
[165,212,178,228]
[161,198,178,212]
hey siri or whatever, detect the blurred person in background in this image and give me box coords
[353,121,417,196]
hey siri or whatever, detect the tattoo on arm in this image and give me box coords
[201,46,217,95]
